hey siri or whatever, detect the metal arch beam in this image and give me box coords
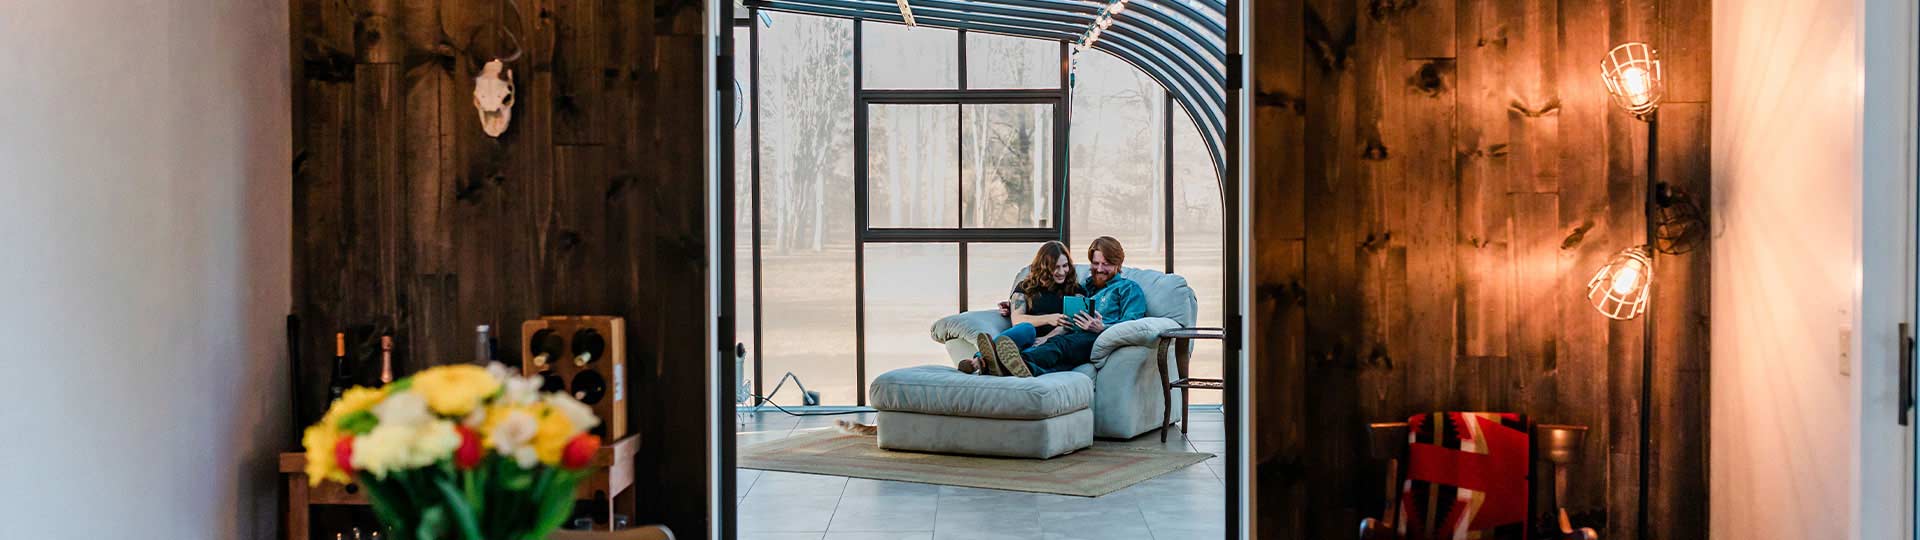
[745,0,1228,177]
[755,0,1222,126]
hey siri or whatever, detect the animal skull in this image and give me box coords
[473,59,515,137]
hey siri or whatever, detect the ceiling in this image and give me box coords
[744,0,1228,177]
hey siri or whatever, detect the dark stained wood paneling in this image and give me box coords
[290,0,708,536]
[1249,0,1309,535]
[1248,0,1709,538]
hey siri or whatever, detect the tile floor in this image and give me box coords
[733,410,1228,540]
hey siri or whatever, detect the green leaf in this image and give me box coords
[360,479,413,539]
[336,410,379,434]
[387,377,414,392]
[530,473,583,537]
[434,476,486,540]
[414,506,447,540]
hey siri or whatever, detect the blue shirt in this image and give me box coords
[1081,275,1148,332]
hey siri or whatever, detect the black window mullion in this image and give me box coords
[852,20,868,407]
[748,10,766,400]
[1164,89,1176,274]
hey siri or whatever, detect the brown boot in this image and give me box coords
[973,334,1003,376]
[994,336,1033,377]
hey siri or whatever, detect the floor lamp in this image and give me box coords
[1587,41,1705,539]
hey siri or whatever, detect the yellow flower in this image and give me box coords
[320,386,387,427]
[301,424,349,486]
[532,405,583,466]
[410,365,501,417]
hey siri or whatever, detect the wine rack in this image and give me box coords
[520,315,627,439]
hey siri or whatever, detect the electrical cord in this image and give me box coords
[745,394,868,417]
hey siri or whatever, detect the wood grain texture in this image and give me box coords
[290,0,706,536]
[1248,0,1709,537]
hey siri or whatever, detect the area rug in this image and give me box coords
[738,430,1212,497]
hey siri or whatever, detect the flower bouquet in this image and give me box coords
[303,363,603,540]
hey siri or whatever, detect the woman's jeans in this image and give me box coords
[996,322,1039,349]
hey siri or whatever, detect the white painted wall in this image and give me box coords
[0,2,292,539]
[1711,0,1915,538]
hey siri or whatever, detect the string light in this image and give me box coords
[896,0,916,27]
[1075,0,1129,51]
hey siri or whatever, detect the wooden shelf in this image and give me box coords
[281,434,640,538]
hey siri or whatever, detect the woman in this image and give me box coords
[959,241,1083,376]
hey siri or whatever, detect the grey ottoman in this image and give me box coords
[869,365,1095,459]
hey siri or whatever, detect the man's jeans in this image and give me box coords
[1022,331,1098,375]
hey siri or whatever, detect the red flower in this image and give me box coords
[333,435,356,478]
[454,426,483,469]
[560,434,600,469]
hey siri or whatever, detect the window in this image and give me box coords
[736,12,1225,407]
[962,103,1055,229]
[966,32,1059,89]
[753,12,859,405]
[867,104,961,228]
[1070,51,1167,271]
[1173,106,1224,392]
[861,23,957,89]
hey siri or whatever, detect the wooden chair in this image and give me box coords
[1357,415,1597,540]
[547,524,675,540]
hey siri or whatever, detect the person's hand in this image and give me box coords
[1039,313,1068,327]
[997,300,1012,318]
[1032,335,1051,348]
[1073,312,1106,333]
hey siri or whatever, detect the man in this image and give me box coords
[984,236,1149,377]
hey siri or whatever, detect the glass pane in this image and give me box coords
[869,104,961,228]
[962,103,1053,229]
[862,22,958,89]
[732,25,756,403]
[965,242,1047,312]
[1069,51,1166,271]
[864,243,962,392]
[966,32,1059,89]
[1172,106,1223,402]
[758,12,859,406]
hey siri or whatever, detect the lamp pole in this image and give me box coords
[1637,111,1658,540]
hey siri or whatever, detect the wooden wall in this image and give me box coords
[289,0,711,536]
[1246,0,1709,538]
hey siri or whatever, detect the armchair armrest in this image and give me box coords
[1090,317,1183,367]
[929,309,1012,344]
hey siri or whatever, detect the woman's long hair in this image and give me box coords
[1017,241,1079,297]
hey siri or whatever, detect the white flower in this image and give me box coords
[489,409,540,468]
[372,391,433,428]
[545,394,601,431]
[351,420,462,478]
[487,361,544,406]
[485,362,515,382]
[462,407,487,429]
[501,374,543,406]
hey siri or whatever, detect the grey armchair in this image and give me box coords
[928,265,1198,439]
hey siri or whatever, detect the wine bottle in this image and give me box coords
[571,328,606,366]
[328,332,351,403]
[474,325,494,366]
[379,335,394,384]
[529,328,562,369]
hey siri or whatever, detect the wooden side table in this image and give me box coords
[1154,327,1226,442]
[281,434,640,540]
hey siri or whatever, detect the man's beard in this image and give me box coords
[1089,271,1112,288]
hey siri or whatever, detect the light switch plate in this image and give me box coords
[1840,326,1853,376]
